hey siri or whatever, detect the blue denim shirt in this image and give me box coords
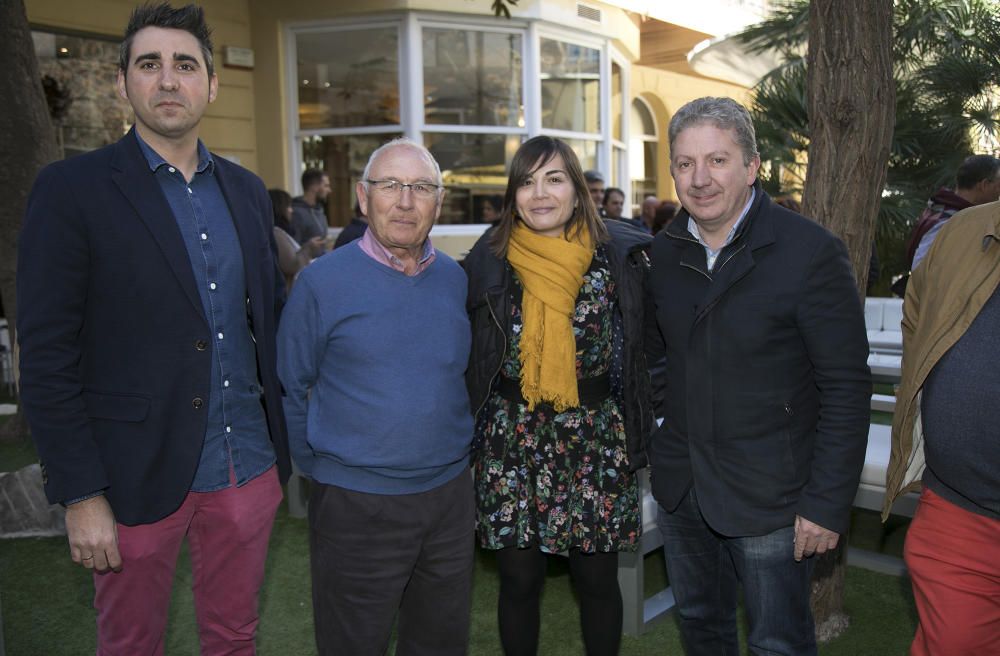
[136,133,274,491]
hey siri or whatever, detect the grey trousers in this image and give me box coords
[308,470,475,656]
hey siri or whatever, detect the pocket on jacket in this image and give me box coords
[82,391,150,422]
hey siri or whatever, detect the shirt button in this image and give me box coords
[187,188,193,194]
[192,397,203,409]
[168,166,176,173]
[209,282,217,290]
[225,426,232,433]
[200,233,208,240]
[223,380,230,388]
[194,339,207,351]
[217,332,224,340]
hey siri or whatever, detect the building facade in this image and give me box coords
[25,0,757,226]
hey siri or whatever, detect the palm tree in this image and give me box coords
[741,0,1000,290]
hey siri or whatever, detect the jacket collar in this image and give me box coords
[110,128,206,323]
[666,180,776,255]
[108,129,262,326]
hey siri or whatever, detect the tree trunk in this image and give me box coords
[801,0,895,640]
[0,0,61,441]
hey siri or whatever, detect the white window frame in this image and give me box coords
[285,12,629,198]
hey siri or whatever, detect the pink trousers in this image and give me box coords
[905,487,1000,656]
[93,466,282,656]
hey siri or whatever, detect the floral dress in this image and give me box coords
[474,248,640,554]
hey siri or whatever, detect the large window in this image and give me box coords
[290,16,627,225]
[423,28,522,128]
[296,27,400,130]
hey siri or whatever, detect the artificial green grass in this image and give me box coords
[1,404,917,654]
[1,500,917,655]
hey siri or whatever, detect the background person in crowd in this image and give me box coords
[583,169,606,216]
[278,138,475,656]
[645,97,870,656]
[269,188,311,291]
[884,200,1000,656]
[651,200,678,235]
[465,136,653,656]
[291,167,330,257]
[16,4,289,652]
[480,194,504,226]
[604,187,648,232]
[332,201,367,249]
[602,187,626,220]
[906,154,1000,270]
[640,195,660,231]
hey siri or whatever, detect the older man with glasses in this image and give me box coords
[277,138,475,655]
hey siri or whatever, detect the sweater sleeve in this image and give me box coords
[276,274,326,478]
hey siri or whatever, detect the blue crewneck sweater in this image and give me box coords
[277,242,473,494]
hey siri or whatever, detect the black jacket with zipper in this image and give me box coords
[645,182,871,536]
[464,219,654,472]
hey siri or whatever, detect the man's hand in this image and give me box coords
[793,515,839,562]
[305,236,326,257]
[65,495,122,572]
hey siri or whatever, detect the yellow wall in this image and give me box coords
[26,0,259,171]
[630,67,751,202]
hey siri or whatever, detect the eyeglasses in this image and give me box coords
[366,179,442,199]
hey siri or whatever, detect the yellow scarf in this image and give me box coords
[507,223,594,411]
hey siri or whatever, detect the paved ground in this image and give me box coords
[0,464,65,539]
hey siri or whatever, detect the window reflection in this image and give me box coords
[423,29,523,127]
[540,38,600,134]
[560,138,598,172]
[425,133,520,224]
[296,28,400,130]
[301,133,401,225]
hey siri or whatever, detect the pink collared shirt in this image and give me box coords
[358,228,437,276]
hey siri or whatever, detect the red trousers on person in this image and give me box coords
[904,487,1000,656]
[93,466,282,656]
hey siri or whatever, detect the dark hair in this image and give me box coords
[602,187,625,204]
[483,194,503,212]
[652,201,678,234]
[301,168,327,191]
[119,3,214,78]
[583,169,605,184]
[490,136,609,257]
[956,155,1000,189]
[269,188,293,234]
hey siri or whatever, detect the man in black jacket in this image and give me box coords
[645,97,870,655]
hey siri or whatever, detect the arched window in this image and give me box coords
[629,98,658,211]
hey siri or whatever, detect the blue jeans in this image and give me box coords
[657,487,817,656]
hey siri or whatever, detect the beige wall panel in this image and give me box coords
[200,116,255,152]
[208,86,255,120]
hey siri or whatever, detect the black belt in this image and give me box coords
[495,372,612,407]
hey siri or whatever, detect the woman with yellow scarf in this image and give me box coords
[465,137,654,655]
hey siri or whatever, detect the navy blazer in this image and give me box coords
[646,184,871,536]
[17,130,290,526]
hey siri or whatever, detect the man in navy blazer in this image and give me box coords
[17,4,289,652]
[645,97,871,655]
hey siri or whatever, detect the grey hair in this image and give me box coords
[361,137,443,189]
[668,97,759,166]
